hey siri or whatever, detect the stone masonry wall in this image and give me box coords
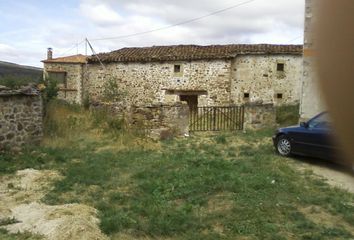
[85,59,232,107]
[44,54,302,108]
[243,103,276,130]
[0,94,43,150]
[231,54,303,106]
[44,63,84,104]
[129,102,189,140]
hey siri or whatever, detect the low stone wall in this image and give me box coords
[129,102,189,140]
[244,103,276,130]
[0,87,43,151]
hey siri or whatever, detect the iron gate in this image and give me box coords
[189,106,244,132]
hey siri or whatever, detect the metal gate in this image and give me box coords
[189,106,244,132]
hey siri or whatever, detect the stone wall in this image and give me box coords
[43,63,84,104]
[129,102,189,140]
[0,89,43,150]
[231,55,303,106]
[85,59,232,107]
[300,0,326,120]
[43,54,302,109]
[243,103,276,130]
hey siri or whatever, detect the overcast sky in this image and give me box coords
[0,0,305,67]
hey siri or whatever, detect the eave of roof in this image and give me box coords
[42,54,87,64]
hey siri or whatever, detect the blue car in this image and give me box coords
[272,112,337,160]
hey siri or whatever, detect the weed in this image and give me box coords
[276,104,300,126]
[214,134,227,144]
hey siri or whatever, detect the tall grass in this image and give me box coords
[44,100,126,140]
[276,104,300,126]
[41,100,147,152]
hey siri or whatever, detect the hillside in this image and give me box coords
[0,61,43,88]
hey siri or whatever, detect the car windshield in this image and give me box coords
[308,112,332,129]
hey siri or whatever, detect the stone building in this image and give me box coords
[300,0,326,120]
[42,48,87,104]
[43,44,303,109]
[0,86,43,150]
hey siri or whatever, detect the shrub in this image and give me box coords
[215,134,227,144]
[276,104,300,126]
[42,78,59,104]
[90,107,125,135]
[83,93,91,110]
[101,78,126,102]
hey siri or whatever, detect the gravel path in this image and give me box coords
[290,158,354,194]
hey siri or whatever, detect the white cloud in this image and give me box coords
[0,0,305,67]
[80,1,123,26]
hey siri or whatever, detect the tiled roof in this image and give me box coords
[42,54,87,64]
[89,44,303,63]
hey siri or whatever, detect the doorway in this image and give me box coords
[180,95,198,111]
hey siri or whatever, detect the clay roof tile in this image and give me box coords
[88,44,303,63]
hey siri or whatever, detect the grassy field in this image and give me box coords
[1,101,353,239]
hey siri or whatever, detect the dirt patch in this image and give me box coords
[299,206,354,235]
[196,192,234,217]
[0,169,108,240]
[290,159,354,194]
[206,193,234,214]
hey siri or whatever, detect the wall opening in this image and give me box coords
[180,95,198,111]
[174,65,181,73]
[277,63,285,72]
[276,93,283,99]
[48,71,67,87]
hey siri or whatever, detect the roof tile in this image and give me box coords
[88,44,303,63]
[42,54,87,64]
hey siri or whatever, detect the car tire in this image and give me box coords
[276,135,292,157]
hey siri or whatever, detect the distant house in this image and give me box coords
[42,50,87,104]
[42,44,303,109]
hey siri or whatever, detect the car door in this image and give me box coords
[299,112,334,159]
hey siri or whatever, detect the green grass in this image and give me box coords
[0,229,42,240]
[1,103,353,239]
[276,104,300,126]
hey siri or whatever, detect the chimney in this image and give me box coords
[47,48,53,60]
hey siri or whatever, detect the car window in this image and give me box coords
[308,112,332,129]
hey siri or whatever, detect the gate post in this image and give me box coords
[213,107,216,131]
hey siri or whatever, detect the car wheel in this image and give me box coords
[276,135,292,157]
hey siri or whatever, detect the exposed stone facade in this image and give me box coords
[85,55,302,107]
[43,63,84,104]
[42,45,303,110]
[85,60,232,107]
[0,87,43,150]
[129,102,189,140]
[231,55,302,106]
[300,0,326,120]
[243,103,276,130]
